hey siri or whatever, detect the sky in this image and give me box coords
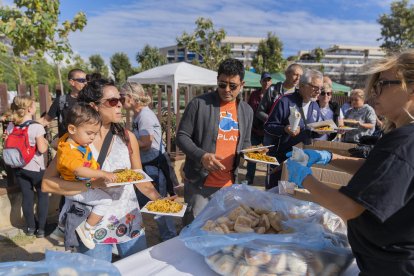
[1,0,400,67]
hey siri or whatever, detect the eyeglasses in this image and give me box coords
[101,97,125,107]
[71,78,87,83]
[372,80,414,96]
[320,91,332,96]
[217,81,241,91]
[307,83,322,93]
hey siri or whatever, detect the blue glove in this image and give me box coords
[286,149,332,167]
[286,159,312,188]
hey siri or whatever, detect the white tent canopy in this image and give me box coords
[127,62,217,111]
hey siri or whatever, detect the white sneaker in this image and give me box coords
[76,221,96,249]
[50,226,65,246]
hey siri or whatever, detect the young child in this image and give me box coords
[5,96,49,238]
[57,103,116,249]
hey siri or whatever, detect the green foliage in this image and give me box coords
[110,52,134,84]
[378,0,414,53]
[177,17,231,70]
[287,55,298,62]
[136,44,167,71]
[312,47,325,62]
[252,32,286,73]
[89,54,109,78]
[0,0,86,59]
[0,0,87,91]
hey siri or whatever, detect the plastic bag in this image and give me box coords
[278,180,296,195]
[291,146,309,166]
[180,185,353,275]
[0,250,121,276]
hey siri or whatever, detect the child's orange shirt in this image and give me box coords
[56,133,99,181]
[204,101,239,187]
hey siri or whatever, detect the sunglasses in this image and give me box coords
[217,81,241,91]
[372,80,414,97]
[71,78,87,83]
[320,91,332,96]
[101,97,125,107]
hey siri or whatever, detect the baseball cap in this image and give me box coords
[261,72,272,81]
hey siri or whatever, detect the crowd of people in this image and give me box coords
[2,50,414,274]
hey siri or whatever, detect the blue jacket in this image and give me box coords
[264,91,322,162]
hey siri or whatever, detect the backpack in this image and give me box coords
[3,120,39,168]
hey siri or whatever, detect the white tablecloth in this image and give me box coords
[114,237,360,276]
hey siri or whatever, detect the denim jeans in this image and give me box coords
[245,133,264,184]
[137,165,177,241]
[263,134,279,189]
[77,233,147,262]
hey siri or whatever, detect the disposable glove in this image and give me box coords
[286,149,332,167]
[286,159,312,188]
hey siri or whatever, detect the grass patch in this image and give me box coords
[9,233,36,246]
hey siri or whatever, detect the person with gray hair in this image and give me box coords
[343,89,376,143]
[263,69,323,189]
[120,82,179,241]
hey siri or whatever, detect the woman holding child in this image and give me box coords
[42,79,163,261]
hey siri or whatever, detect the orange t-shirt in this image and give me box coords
[204,101,239,187]
[56,133,100,181]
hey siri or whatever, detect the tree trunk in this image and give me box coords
[56,62,64,94]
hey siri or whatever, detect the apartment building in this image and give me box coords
[159,36,263,69]
[296,45,386,87]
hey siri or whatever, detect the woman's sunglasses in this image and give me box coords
[101,97,125,107]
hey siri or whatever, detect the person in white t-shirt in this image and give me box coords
[6,96,49,238]
[316,77,344,141]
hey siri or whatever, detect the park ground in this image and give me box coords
[0,160,267,262]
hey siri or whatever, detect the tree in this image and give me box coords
[110,52,134,84]
[89,54,109,77]
[136,44,166,71]
[378,0,414,53]
[312,47,325,62]
[177,17,231,70]
[0,0,87,90]
[252,32,286,73]
[287,55,298,62]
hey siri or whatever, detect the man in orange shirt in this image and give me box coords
[177,59,253,225]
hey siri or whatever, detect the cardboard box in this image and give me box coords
[281,162,353,203]
[296,140,357,157]
[295,140,358,172]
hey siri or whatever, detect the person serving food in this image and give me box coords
[285,50,414,275]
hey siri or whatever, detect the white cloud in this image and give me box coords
[67,0,382,66]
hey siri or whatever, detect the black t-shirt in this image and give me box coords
[339,124,414,275]
[47,94,78,137]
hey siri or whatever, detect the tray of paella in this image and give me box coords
[105,169,153,187]
[243,152,279,165]
[141,198,187,217]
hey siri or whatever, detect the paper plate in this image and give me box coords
[106,169,153,187]
[141,201,187,217]
[335,127,357,132]
[244,153,279,165]
[240,145,274,153]
[311,128,337,134]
